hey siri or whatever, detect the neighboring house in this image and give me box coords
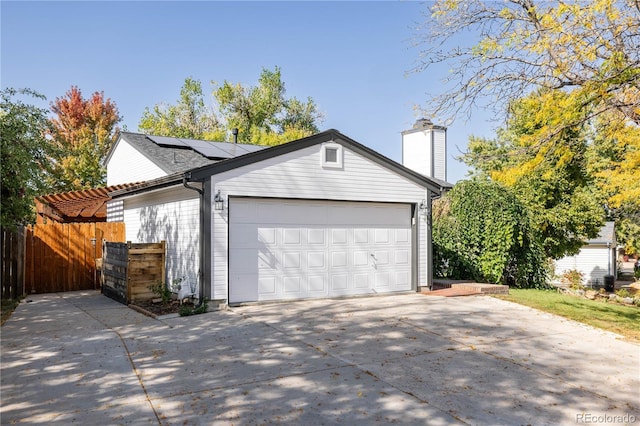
[555,222,617,286]
[105,126,451,304]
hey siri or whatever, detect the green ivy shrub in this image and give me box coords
[433,178,548,288]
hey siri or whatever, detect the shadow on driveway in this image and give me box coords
[1,291,639,425]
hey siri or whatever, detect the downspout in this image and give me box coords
[183,172,205,304]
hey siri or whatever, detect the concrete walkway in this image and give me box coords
[1,291,638,425]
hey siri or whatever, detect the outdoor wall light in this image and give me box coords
[419,199,428,214]
[214,190,225,211]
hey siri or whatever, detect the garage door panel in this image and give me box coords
[374,271,391,289]
[395,228,410,243]
[331,251,348,268]
[283,252,301,269]
[283,228,301,245]
[354,229,368,244]
[331,229,348,244]
[395,249,410,265]
[283,276,302,294]
[374,229,390,244]
[373,250,389,265]
[331,275,348,292]
[308,275,327,294]
[308,228,325,245]
[258,228,276,245]
[354,251,369,267]
[229,198,413,303]
[354,273,370,289]
[308,252,326,269]
[396,271,410,289]
[258,276,277,296]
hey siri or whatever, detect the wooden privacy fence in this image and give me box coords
[1,227,26,300]
[102,241,166,305]
[24,223,125,294]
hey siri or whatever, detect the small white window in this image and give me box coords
[321,142,343,169]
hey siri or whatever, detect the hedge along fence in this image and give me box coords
[102,241,166,304]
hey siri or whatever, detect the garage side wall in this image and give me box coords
[120,186,201,293]
[209,144,431,301]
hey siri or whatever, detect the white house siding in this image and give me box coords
[432,129,447,182]
[555,246,614,286]
[121,186,201,293]
[106,139,167,186]
[402,131,432,177]
[209,144,430,301]
[106,200,124,222]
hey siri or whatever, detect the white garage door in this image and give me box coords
[229,198,413,303]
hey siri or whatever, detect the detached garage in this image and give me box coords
[107,129,450,305]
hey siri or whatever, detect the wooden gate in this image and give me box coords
[25,223,125,294]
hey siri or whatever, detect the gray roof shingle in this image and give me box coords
[587,221,616,245]
[118,132,218,174]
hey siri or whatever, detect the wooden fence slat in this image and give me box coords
[21,222,125,294]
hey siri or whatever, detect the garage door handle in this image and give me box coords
[370,254,377,268]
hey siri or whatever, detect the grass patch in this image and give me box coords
[494,289,640,342]
[1,299,21,326]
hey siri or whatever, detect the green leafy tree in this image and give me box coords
[0,88,51,227]
[214,66,322,144]
[139,77,223,140]
[415,0,640,128]
[416,0,640,254]
[139,67,323,145]
[587,113,640,253]
[462,91,604,259]
[432,179,547,288]
[48,86,121,191]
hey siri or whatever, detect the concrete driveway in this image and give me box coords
[1,291,638,425]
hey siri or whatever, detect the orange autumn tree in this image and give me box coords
[47,86,121,191]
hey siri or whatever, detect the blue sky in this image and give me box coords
[2,1,497,183]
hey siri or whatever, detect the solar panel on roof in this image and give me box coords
[148,135,267,159]
[147,135,189,147]
[237,144,265,153]
[185,140,235,159]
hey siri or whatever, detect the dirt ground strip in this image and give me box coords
[1,291,638,425]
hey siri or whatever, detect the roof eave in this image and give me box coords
[109,173,185,198]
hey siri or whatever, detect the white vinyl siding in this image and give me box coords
[402,129,447,182]
[433,129,447,182]
[210,144,430,300]
[107,139,166,186]
[555,246,614,286]
[402,131,432,178]
[121,186,201,292]
[106,200,124,222]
